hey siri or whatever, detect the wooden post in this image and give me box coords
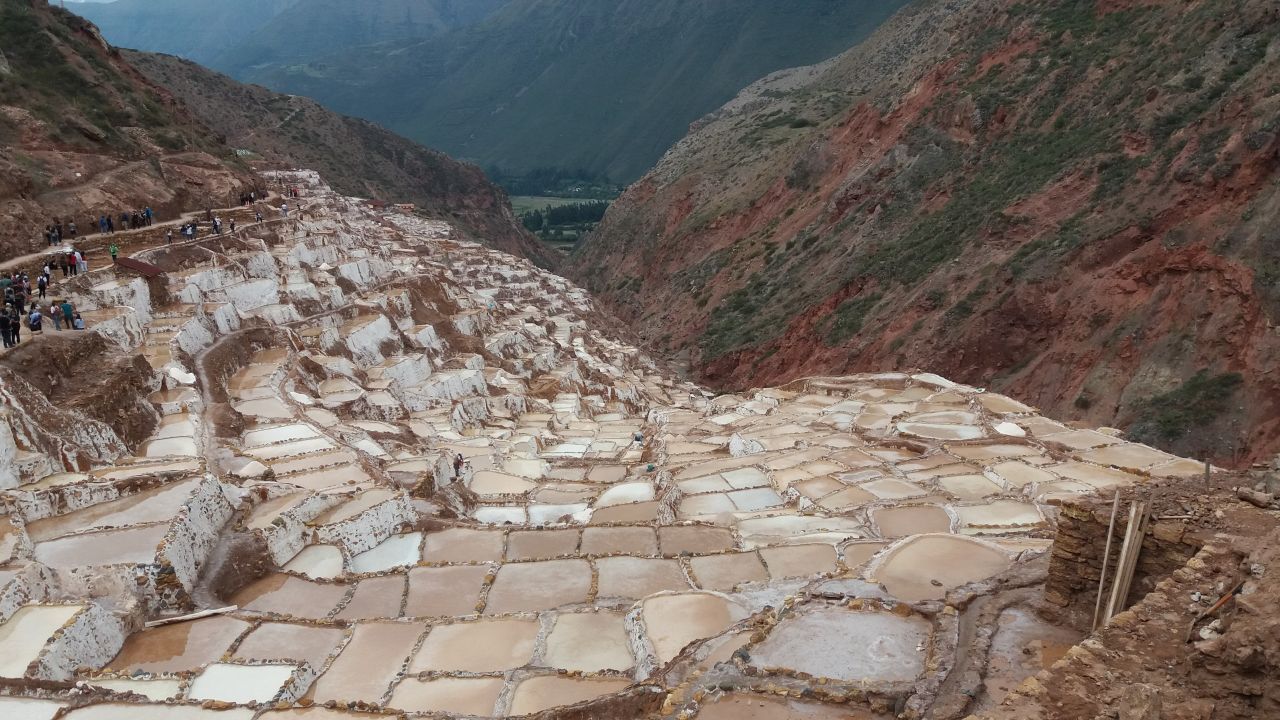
[1093,489,1122,632]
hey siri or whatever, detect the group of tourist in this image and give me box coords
[43,221,76,246]
[0,270,83,348]
[45,248,90,277]
[42,207,158,246]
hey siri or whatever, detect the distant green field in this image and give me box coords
[510,196,585,215]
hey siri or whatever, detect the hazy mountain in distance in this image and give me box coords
[244,0,911,183]
[67,0,297,67]
[70,0,513,73]
[73,0,909,184]
[208,0,513,76]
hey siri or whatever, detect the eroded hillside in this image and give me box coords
[122,50,552,266]
[573,0,1280,466]
[0,0,254,260]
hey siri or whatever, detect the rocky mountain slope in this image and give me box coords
[0,0,254,261]
[76,0,909,184]
[1,0,543,267]
[123,50,551,265]
[573,0,1280,465]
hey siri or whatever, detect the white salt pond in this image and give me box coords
[284,545,345,579]
[349,532,423,573]
[0,697,65,720]
[751,607,930,683]
[0,604,84,678]
[187,662,296,704]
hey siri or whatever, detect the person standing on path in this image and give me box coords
[0,308,11,348]
[166,229,173,244]
[60,299,74,328]
[9,306,21,345]
[36,274,46,299]
[75,250,87,274]
[49,302,62,331]
[109,243,119,263]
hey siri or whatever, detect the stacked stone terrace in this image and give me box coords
[0,172,1214,719]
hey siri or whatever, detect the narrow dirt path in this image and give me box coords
[1,191,282,274]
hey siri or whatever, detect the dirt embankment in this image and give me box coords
[0,331,159,449]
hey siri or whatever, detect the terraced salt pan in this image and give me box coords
[0,604,83,678]
[897,422,986,441]
[140,437,199,458]
[26,478,201,542]
[310,622,424,704]
[411,618,539,672]
[955,501,1043,533]
[750,607,929,683]
[543,612,634,672]
[872,505,952,537]
[0,697,65,720]
[389,676,504,715]
[88,678,183,701]
[234,398,293,419]
[508,676,632,715]
[284,545,344,579]
[869,534,1013,602]
[469,471,537,496]
[244,423,323,448]
[187,662,296,704]
[314,488,397,525]
[233,623,345,670]
[595,481,656,507]
[244,437,336,461]
[63,704,255,720]
[232,574,347,618]
[33,523,169,569]
[642,592,749,664]
[349,532,422,573]
[111,616,251,673]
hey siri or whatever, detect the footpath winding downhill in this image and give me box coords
[0,171,1270,720]
[1,190,283,276]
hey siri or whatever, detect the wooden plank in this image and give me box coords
[1104,501,1144,622]
[144,605,237,628]
[1092,490,1123,631]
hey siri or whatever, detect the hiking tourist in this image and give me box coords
[110,243,119,263]
[72,312,84,330]
[60,299,74,328]
[8,306,19,345]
